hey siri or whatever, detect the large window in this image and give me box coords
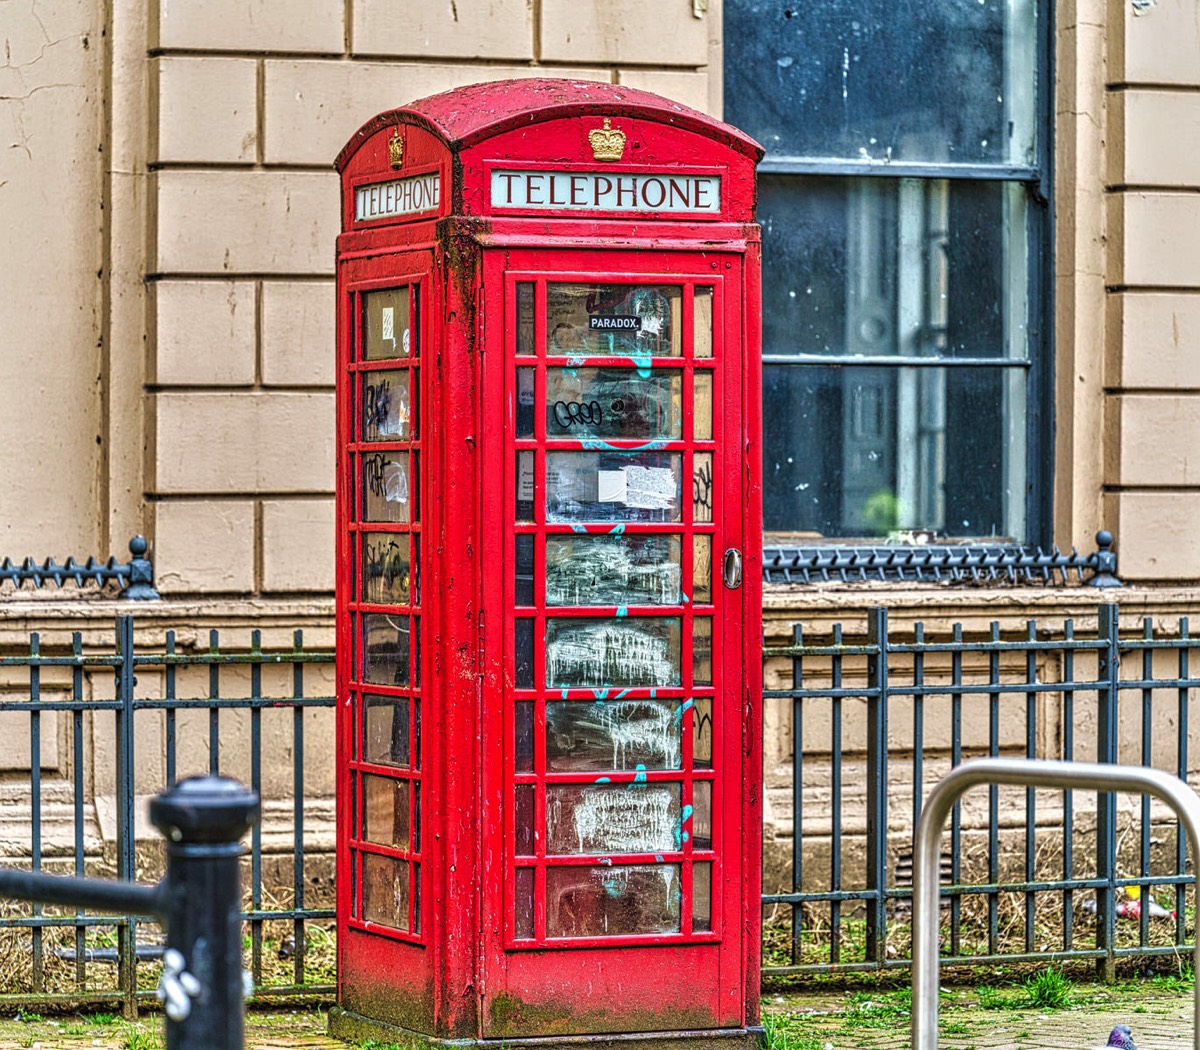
[725,0,1049,543]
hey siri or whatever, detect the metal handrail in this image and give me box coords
[912,759,1200,1050]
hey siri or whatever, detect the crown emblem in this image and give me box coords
[387,130,404,170]
[588,118,626,162]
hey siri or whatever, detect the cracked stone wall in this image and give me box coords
[0,0,104,556]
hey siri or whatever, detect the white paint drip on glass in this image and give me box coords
[546,784,679,854]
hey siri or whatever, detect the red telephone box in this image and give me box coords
[331,79,763,1049]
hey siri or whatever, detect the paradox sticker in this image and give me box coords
[590,316,641,331]
[381,307,395,344]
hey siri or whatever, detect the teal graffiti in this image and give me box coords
[630,354,652,378]
[627,764,648,789]
[608,524,626,535]
[616,606,627,617]
[594,776,612,784]
[672,698,695,725]
[673,804,694,849]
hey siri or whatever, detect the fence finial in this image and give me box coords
[1088,530,1122,589]
[124,536,160,600]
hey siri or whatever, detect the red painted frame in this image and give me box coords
[335,79,763,1043]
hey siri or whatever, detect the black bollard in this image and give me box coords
[149,776,260,1050]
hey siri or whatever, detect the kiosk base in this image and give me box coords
[328,1007,765,1050]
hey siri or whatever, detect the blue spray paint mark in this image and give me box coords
[655,854,665,863]
[561,689,569,699]
[616,606,627,618]
[580,438,666,453]
[674,805,694,849]
[571,524,587,533]
[592,688,610,700]
[608,523,626,535]
[603,877,623,898]
[614,688,632,700]
[649,688,657,698]
[630,354,652,378]
[628,764,648,790]
[681,592,690,604]
[598,856,613,865]
[672,698,695,725]
[565,354,586,368]
[594,776,612,784]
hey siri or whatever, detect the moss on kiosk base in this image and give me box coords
[328,1007,764,1050]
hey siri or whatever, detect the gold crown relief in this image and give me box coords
[588,118,627,162]
[388,130,404,170]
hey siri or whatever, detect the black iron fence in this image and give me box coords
[762,603,1200,980]
[0,617,334,1013]
[2,600,1198,1008]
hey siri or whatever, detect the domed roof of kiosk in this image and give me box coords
[335,77,763,170]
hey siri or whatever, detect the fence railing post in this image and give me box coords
[865,607,889,965]
[150,777,259,1050]
[115,615,138,1017]
[1095,602,1121,982]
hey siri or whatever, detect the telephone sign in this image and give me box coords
[332,78,763,1050]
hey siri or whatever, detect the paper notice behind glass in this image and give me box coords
[597,470,627,503]
[625,466,676,510]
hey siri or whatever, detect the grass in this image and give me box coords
[121,1026,163,1050]
[1022,966,1073,1009]
[761,1013,828,1050]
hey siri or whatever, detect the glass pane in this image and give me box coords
[547,284,682,357]
[515,534,535,605]
[692,781,712,850]
[363,533,410,605]
[362,370,412,441]
[723,0,1037,166]
[763,362,1027,538]
[693,617,712,686]
[546,865,681,937]
[515,784,535,856]
[546,368,683,440]
[362,614,410,686]
[516,283,535,356]
[545,535,681,607]
[516,367,536,438]
[546,617,681,689]
[759,177,1028,362]
[363,452,410,523]
[546,699,685,771]
[694,288,713,359]
[364,287,412,360]
[693,371,713,440]
[413,783,421,851]
[514,867,535,939]
[546,783,681,854]
[364,694,410,767]
[362,853,410,930]
[692,535,712,604]
[692,862,712,932]
[514,619,534,689]
[363,774,410,850]
[516,451,535,522]
[546,451,683,524]
[692,452,713,523]
[693,696,713,770]
[515,702,535,772]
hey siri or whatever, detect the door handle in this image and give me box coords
[723,548,743,590]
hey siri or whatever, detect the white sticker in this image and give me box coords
[597,470,628,504]
[402,328,411,354]
[519,454,536,501]
[381,306,395,344]
[624,466,677,510]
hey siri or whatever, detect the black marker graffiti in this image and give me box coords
[692,460,713,516]
[363,378,393,439]
[551,399,604,429]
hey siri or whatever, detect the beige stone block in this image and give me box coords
[615,69,712,114]
[1112,394,1200,486]
[352,0,532,60]
[262,499,334,591]
[156,281,257,385]
[1111,90,1200,187]
[263,61,609,165]
[541,0,709,66]
[156,170,340,275]
[157,0,344,53]
[0,710,59,771]
[262,281,335,386]
[1109,192,1200,287]
[1114,0,1200,86]
[155,392,335,493]
[154,499,255,593]
[1110,492,1200,580]
[1108,292,1200,387]
[157,58,258,164]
